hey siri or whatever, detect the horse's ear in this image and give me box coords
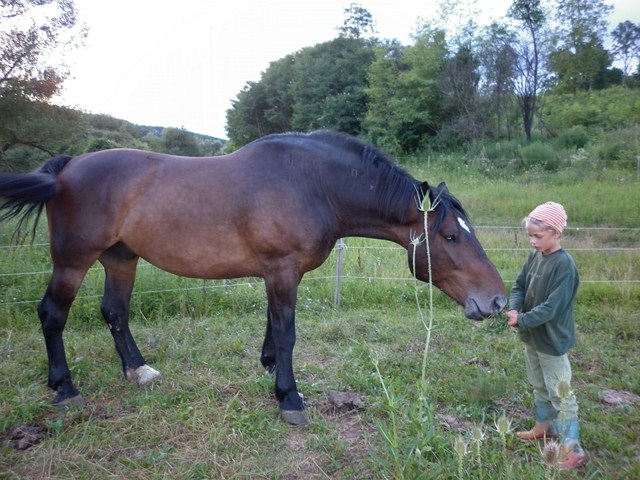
[430,182,449,201]
[418,181,449,208]
[418,182,430,206]
[419,181,429,197]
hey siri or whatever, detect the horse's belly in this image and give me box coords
[132,237,260,279]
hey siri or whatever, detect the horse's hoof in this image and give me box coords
[53,394,87,409]
[126,365,161,385]
[280,409,310,425]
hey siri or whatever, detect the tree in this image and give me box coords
[225,55,297,148]
[290,37,374,134]
[440,43,482,145]
[0,0,86,169]
[477,23,518,139]
[161,128,202,157]
[508,0,548,142]
[226,37,375,146]
[365,27,449,153]
[336,3,376,39]
[553,0,612,50]
[363,40,407,152]
[225,81,269,148]
[611,21,640,86]
[549,0,613,92]
[0,101,83,171]
[549,37,611,92]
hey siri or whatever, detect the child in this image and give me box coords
[506,201,587,470]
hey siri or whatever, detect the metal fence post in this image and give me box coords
[333,238,345,307]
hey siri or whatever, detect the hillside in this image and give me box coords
[0,104,227,173]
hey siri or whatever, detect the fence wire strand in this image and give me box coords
[1,226,638,307]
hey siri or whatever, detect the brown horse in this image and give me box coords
[0,131,506,424]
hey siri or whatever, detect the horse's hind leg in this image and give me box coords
[99,245,160,385]
[264,271,307,425]
[38,268,88,407]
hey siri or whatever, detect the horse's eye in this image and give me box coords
[444,235,456,242]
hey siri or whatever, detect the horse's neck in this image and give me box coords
[334,195,416,247]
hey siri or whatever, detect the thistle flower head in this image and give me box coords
[409,232,424,248]
[556,379,572,400]
[415,186,442,213]
[454,435,468,458]
[472,426,485,443]
[541,441,561,466]
[495,414,512,436]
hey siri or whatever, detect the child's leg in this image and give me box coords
[537,351,580,443]
[528,350,587,468]
[517,345,558,440]
[524,345,558,428]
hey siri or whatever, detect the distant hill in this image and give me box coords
[82,113,226,157]
[1,102,229,173]
[137,124,226,144]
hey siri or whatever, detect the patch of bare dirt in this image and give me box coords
[281,390,375,479]
[324,391,365,414]
[4,424,49,450]
[434,413,475,433]
[599,389,640,406]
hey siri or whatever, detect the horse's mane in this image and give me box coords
[253,131,468,227]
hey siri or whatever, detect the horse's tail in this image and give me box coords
[0,155,74,241]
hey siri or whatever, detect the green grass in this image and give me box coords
[1,164,639,479]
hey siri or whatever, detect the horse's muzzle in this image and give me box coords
[464,294,507,321]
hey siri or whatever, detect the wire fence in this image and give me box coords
[0,226,638,308]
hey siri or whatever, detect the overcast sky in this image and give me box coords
[54,0,639,139]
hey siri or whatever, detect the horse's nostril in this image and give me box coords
[494,295,507,312]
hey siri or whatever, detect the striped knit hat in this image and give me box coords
[528,202,567,233]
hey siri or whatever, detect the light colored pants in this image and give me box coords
[524,344,580,441]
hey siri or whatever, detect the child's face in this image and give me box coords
[526,222,561,255]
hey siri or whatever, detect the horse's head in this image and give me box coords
[408,182,506,320]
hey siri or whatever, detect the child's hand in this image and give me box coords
[506,310,519,328]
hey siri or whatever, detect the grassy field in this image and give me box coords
[1,161,639,479]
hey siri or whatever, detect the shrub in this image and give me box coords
[596,127,640,168]
[556,126,590,149]
[86,137,120,152]
[518,141,559,171]
[481,140,519,160]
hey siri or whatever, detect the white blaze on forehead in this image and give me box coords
[457,217,471,234]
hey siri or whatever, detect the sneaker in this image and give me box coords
[560,443,588,470]
[559,451,588,470]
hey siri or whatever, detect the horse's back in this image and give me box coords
[49,147,335,279]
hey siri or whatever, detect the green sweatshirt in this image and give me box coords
[509,249,579,356]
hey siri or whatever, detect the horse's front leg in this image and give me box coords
[264,273,307,425]
[99,249,160,385]
[260,309,276,374]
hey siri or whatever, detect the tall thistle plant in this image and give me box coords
[372,187,444,479]
[412,186,443,384]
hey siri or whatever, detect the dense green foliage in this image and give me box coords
[3,0,639,171]
[226,1,639,154]
[225,36,376,147]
